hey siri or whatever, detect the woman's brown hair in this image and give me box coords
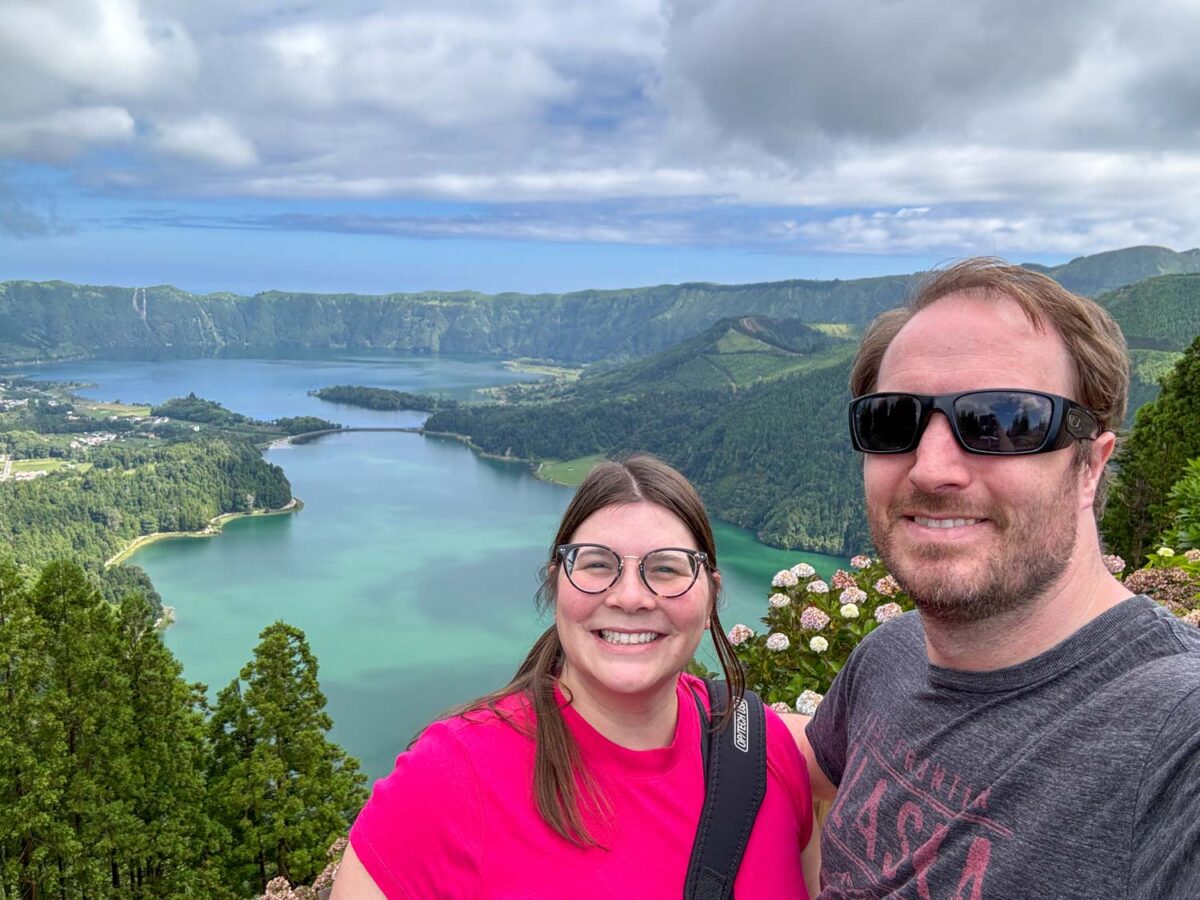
[449,454,742,846]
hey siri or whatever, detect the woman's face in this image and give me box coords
[555,501,715,713]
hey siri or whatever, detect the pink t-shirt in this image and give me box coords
[350,673,812,898]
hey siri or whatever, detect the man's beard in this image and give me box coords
[868,485,1078,626]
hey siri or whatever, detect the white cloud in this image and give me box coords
[2,0,1200,257]
[151,114,259,169]
[0,107,135,161]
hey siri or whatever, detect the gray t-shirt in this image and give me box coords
[806,595,1200,899]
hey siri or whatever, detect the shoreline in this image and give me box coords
[104,498,304,567]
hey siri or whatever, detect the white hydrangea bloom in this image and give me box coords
[809,636,829,653]
[806,579,829,594]
[766,632,791,651]
[790,562,816,579]
[769,592,791,608]
[727,623,755,645]
[794,689,824,715]
[772,569,799,587]
[840,602,860,619]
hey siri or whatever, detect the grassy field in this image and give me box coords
[80,402,152,418]
[10,458,91,474]
[537,454,607,486]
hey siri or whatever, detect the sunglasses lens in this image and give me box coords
[953,391,1054,453]
[853,394,922,451]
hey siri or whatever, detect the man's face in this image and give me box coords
[864,292,1093,623]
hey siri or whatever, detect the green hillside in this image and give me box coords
[426,318,867,553]
[0,276,912,366]
[582,316,855,394]
[1027,246,1200,297]
[1097,273,1200,350]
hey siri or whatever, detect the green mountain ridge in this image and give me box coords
[5,244,1197,367]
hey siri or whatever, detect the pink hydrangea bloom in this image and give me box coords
[769,592,791,608]
[769,701,792,714]
[799,606,831,630]
[1184,610,1200,628]
[772,569,799,587]
[1102,554,1126,574]
[850,555,872,569]
[874,602,903,623]
[727,623,755,645]
[806,579,829,594]
[840,586,867,605]
[874,575,901,597]
[795,689,824,715]
[832,569,857,589]
[1185,549,1200,564]
[766,632,791,651]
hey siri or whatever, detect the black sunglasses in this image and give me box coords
[849,389,1103,456]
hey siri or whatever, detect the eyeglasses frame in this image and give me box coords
[555,542,709,598]
[848,388,1104,456]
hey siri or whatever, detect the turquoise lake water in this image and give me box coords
[26,354,845,780]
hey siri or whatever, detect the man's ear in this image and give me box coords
[1080,431,1117,509]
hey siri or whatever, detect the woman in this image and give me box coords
[333,456,815,898]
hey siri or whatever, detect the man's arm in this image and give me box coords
[782,713,837,803]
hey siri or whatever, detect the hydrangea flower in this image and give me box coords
[809,636,829,653]
[799,605,831,630]
[840,586,867,605]
[1184,610,1200,628]
[772,569,799,587]
[1157,546,1175,558]
[766,632,791,651]
[850,555,872,569]
[790,562,815,578]
[769,592,791,608]
[831,569,857,589]
[806,579,829,594]
[1185,549,1200,564]
[1102,554,1126,575]
[874,602,903,623]
[727,623,755,645]
[795,689,824,715]
[769,701,792,714]
[840,602,860,619]
[874,575,901,597]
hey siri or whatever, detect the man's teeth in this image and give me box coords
[599,630,660,645]
[913,516,981,529]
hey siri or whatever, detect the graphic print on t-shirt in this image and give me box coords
[821,713,1013,898]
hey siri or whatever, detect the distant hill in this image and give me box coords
[1097,273,1200,350]
[1025,246,1200,298]
[0,277,911,366]
[3,245,1198,365]
[582,316,854,394]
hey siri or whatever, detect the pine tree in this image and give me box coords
[0,559,70,900]
[208,622,367,895]
[1103,335,1200,562]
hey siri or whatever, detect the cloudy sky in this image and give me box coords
[2,0,1199,295]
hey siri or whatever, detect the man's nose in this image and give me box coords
[907,412,972,491]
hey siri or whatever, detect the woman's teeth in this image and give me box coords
[599,630,660,645]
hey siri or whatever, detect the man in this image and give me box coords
[788,258,1200,898]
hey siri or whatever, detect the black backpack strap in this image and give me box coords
[684,678,768,900]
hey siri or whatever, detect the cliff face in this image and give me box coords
[0,277,915,364]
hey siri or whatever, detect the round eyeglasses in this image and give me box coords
[556,543,708,598]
